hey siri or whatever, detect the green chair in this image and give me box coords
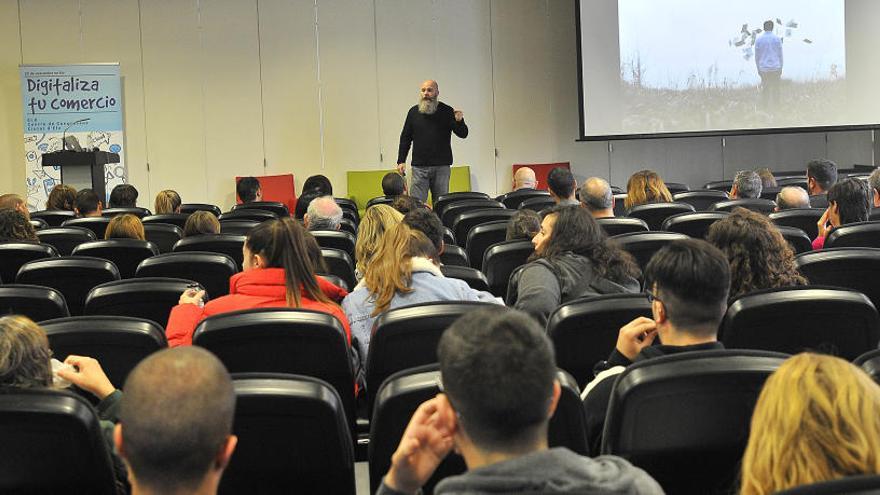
[346,166,471,216]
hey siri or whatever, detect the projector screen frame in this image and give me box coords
[574,0,880,142]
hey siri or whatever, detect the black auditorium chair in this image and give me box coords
[547,294,652,386]
[759,186,781,201]
[221,374,355,495]
[31,209,77,227]
[218,208,277,223]
[439,265,489,291]
[317,273,348,292]
[776,176,808,189]
[365,301,499,413]
[16,257,120,316]
[777,225,813,254]
[0,242,58,284]
[664,182,690,194]
[597,217,649,237]
[335,198,360,223]
[62,217,112,239]
[465,220,508,270]
[439,245,469,267]
[769,208,822,240]
[601,350,787,495]
[179,203,221,217]
[825,221,880,248]
[233,200,290,218]
[192,308,356,428]
[84,277,197,328]
[612,231,690,270]
[854,349,880,384]
[339,217,357,236]
[365,196,395,209]
[41,315,166,388]
[441,199,503,228]
[709,198,777,215]
[142,213,191,230]
[704,179,733,192]
[612,193,628,217]
[72,239,160,279]
[173,233,246,269]
[483,240,535,297]
[673,190,729,211]
[796,247,880,310]
[30,218,48,230]
[775,476,880,495]
[498,189,551,209]
[721,286,880,360]
[443,227,456,247]
[452,208,516,246]
[36,226,96,255]
[369,365,588,494]
[518,195,556,213]
[102,207,151,218]
[136,251,238,298]
[661,211,730,239]
[627,202,695,230]
[143,223,183,253]
[321,248,356,290]
[0,284,69,321]
[312,230,356,260]
[0,388,118,495]
[433,191,489,220]
[219,219,261,236]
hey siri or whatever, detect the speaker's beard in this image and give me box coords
[418,98,438,115]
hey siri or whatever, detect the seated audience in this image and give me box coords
[806,158,838,209]
[165,217,350,347]
[382,172,406,197]
[774,186,810,210]
[403,207,445,254]
[505,209,541,241]
[509,206,640,326]
[116,347,237,495]
[236,176,262,204]
[294,189,321,220]
[869,167,880,209]
[377,307,662,494]
[302,174,333,196]
[342,223,499,362]
[109,184,139,208]
[46,184,77,211]
[512,166,537,190]
[0,193,30,220]
[547,167,579,206]
[813,177,870,249]
[74,188,103,218]
[580,177,615,219]
[183,210,221,237]
[756,167,777,188]
[729,170,763,199]
[154,189,182,214]
[105,213,146,240]
[707,208,807,301]
[740,353,880,495]
[392,194,421,215]
[354,204,403,281]
[0,209,38,242]
[304,195,343,231]
[624,169,673,210]
[582,239,729,454]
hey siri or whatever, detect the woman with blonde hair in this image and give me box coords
[182,210,220,237]
[740,353,880,495]
[624,169,673,210]
[354,204,403,281]
[154,189,182,214]
[45,184,77,211]
[105,213,146,240]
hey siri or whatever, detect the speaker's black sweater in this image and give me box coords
[397,101,468,166]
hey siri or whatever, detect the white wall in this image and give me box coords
[0,0,873,209]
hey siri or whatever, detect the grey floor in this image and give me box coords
[356,461,370,495]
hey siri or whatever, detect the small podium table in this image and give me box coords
[41,150,120,202]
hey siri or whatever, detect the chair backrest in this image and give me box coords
[721,286,880,360]
[434,191,490,219]
[31,209,77,227]
[335,198,359,222]
[452,208,516,247]
[776,225,813,254]
[365,195,395,209]
[441,199,503,227]
[709,198,777,214]
[664,182,690,194]
[627,202,695,230]
[136,251,237,298]
[42,315,166,387]
[760,186,781,200]
[143,223,184,253]
[704,179,733,191]
[339,217,357,236]
[776,177,808,189]
[517,195,557,213]
[219,209,277,222]
[602,350,787,495]
[612,193,628,216]
[179,203,221,216]
[796,247,880,311]
[221,374,355,495]
[0,284,70,321]
[317,273,348,292]
[661,211,730,239]
[192,308,356,427]
[439,264,489,291]
[172,233,246,269]
[232,200,290,218]
[769,207,822,240]
[321,248,356,290]
[142,213,191,230]
[853,349,880,384]
[438,244,469,267]
[499,189,551,209]
[219,219,261,236]
[547,294,652,386]
[30,218,48,230]
[0,388,118,494]
[673,190,730,211]
[72,239,160,279]
[0,242,59,284]
[311,230,356,260]
[102,207,151,218]
[36,226,97,256]
[16,256,120,316]
[62,217,112,239]
[596,217,649,237]
[465,220,508,270]
[443,226,456,246]
[482,240,535,297]
[825,221,880,248]
[774,475,880,495]
[611,231,690,270]
[84,277,196,328]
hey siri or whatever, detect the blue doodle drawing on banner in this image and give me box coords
[37,143,48,152]
[43,178,56,195]
[26,151,37,162]
[109,144,121,153]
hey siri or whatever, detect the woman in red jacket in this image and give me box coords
[165,217,351,347]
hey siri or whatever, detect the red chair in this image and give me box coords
[235,174,296,217]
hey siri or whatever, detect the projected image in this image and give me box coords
[617,0,845,133]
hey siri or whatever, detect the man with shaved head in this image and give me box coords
[774,186,810,211]
[0,193,29,220]
[114,347,237,495]
[513,167,537,191]
[397,79,468,204]
[580,177,615,218]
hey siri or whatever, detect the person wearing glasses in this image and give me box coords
[581,239,730,455]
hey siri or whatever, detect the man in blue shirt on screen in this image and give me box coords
[755,20,783,112]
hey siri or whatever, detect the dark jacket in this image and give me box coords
[397,101,468,166]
